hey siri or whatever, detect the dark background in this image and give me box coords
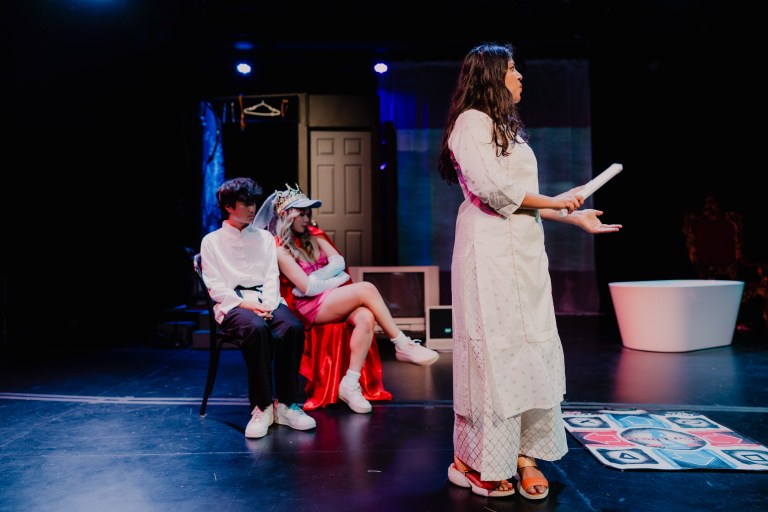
[2,0,762,346]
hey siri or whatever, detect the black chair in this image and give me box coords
[189,250,244,416]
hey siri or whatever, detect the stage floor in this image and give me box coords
[1,315,767,511]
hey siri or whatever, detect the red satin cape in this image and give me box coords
[278,225,392,410]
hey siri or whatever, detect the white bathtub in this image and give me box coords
[608,280,744,352]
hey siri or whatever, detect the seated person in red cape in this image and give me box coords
[254,184,440,414]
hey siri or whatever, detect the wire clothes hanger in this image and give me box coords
[243,99,283,117]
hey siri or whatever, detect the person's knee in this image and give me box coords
[351,308,376,334]
[285,316,304,336]
[237,321,270,350]
[359,281,379,297]
[244,320,270,340]
[273,306,303,333]
[360,308,375,326]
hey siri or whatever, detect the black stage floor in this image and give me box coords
[2,315,767,512]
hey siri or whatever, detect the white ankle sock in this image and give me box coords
[342,369,361,386]
[391,331,409,346]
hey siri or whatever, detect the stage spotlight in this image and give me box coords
[374,62,388,74]
[236,62,252,75]
[233,41,254,51]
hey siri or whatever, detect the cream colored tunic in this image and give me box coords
[449,109,566,421]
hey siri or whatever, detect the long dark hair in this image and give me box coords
[438,42,526,184]
[274,207,320,262]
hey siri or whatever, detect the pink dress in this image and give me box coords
[292,251,338,325]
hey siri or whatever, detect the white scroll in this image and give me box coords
[559,163,623,216]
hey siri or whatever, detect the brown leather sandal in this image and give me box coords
[517,455,549,500]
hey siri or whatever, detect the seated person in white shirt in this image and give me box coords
[200,177,318,439]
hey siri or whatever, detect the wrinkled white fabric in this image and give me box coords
[449,109,566,420]
[294,271,350,297]
[309,254,346,280]
[200,221,285,324]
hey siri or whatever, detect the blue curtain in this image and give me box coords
[200,102,226,236]
[377,60,599,314]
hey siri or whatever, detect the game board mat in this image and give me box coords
[563,410,768,470]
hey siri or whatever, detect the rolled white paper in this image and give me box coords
[559,163,623,216]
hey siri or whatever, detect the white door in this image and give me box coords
[310,131,372,266]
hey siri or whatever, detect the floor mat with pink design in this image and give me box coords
[563,410,768,470]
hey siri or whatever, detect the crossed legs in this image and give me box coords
[314,281,401,339]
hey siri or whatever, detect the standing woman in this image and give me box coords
[438,43,622,499]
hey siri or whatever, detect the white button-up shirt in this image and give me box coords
[200,221,285,324]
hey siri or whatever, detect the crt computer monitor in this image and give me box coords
[426,305,453,351]
[347,266,440,334]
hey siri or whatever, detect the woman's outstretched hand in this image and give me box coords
[570,209,622,234]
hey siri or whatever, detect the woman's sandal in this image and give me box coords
[516,455,549,500]
[447,456,515,498]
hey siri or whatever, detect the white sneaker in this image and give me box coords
[395,337,440,366]
[275,403,317,431]
[245,404,274,439]
[338,378,372,414]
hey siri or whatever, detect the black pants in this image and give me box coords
[221,304,305,411]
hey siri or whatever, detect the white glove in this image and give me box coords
[309,255,346,280]
[293,271,350,297]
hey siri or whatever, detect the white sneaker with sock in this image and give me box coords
[394,337,440,366]
[338,377,372,414]
[245,403,274,439]
[275,403,317,430]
